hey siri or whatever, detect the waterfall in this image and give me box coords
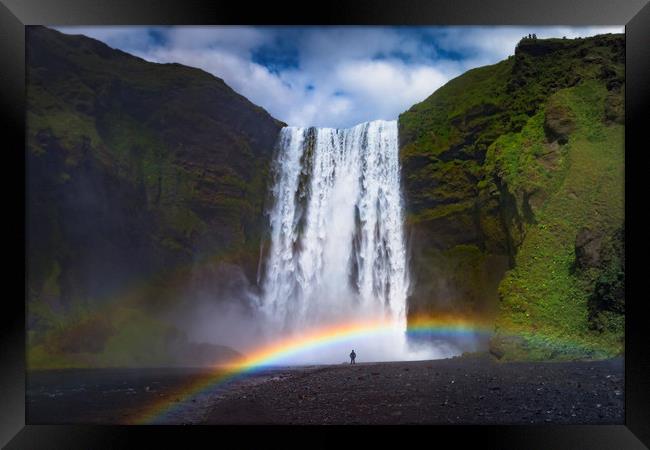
[259,120,452,363]
[262,120,408,330]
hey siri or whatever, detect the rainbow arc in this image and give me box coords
[132,315,492,424]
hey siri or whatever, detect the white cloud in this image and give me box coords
[331,60,452,123]
[54,25,624,129]
[165,26,270,52]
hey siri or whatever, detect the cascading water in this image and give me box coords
[260,120,454,363]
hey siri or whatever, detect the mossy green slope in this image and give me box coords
[490,82,624,359]
[398,34,624,359]
[26,26,283,368]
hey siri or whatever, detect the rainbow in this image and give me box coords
[129,315,493,424]
[128,315,613,424]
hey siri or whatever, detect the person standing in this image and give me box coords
[350,350,356,364]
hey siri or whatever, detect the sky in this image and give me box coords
[55,26,623,129]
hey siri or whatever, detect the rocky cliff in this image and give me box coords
[399,34,624,359]
[26,26,284,368]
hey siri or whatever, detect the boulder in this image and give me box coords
[575,227,604,269]
[489,334,527,360]
[587,227,625,331]
[604,90,624,124]
[544,101,576,144]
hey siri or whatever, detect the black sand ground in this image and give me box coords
[27,356,623,425]
[203,356,624,425]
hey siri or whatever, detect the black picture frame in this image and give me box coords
[1,0,648,447]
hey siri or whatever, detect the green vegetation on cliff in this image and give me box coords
[398,34,624,359]
[26,26,283,368]
[491,82,624,359]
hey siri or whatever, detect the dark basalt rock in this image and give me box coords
[488,335,526,360]
[575,227,605,270]
[587,227,625,332]
[515,38,581,57]
[604,89,624,124]
[544,100,576,144]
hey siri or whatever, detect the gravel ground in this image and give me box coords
[26,356,624,425]
[203,356,624,425]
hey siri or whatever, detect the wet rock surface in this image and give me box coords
[204,356,624,425]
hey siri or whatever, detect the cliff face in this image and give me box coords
[26,26,284,368]
[398,34,624,359]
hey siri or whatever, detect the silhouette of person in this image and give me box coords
[350,350,356,364]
